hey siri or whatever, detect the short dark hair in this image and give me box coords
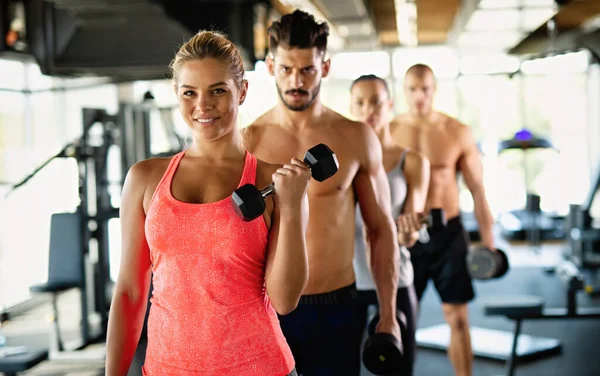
[267,9,329,55]
[405,64,434,79]
[350,74,390,96]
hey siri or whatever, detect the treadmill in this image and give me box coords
[496,129,566,245]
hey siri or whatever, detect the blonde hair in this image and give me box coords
[169,30,245,89]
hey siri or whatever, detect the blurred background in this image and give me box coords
[0,0,600,375]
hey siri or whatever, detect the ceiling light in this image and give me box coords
[466,7,557,32]
[478,0,556,9]
[466,9,522,31]
[395,0,418,47]
[330,51,390,79]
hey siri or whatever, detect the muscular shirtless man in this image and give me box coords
[243,10,400,375]
[391,64,496,376]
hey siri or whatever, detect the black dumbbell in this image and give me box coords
[466,246,510,280]
[363,313,404,375]
[231,143,339,221]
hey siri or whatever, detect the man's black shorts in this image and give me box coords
[278,283,363,376]
[409,216,475,304]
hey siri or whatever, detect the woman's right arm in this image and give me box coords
[263,159,310,315]
[397,151,430,247]
[105,162,153,376]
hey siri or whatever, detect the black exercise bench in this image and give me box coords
[483,260,600,376]
[0,347,48,376]
[28,212,106,362]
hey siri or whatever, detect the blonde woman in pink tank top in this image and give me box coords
[105,31,309,376]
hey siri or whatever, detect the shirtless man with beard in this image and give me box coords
[242,10,400,375]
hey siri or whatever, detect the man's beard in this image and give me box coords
[276,81,321,112]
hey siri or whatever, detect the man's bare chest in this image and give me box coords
[395,128,461,167]
[257,132,358,195]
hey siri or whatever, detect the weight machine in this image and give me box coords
[0,100,183,360]
[565,163,600,295]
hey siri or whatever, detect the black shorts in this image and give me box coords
[357,285,419,376]
[278,283,362,376]
[409,216,475,304]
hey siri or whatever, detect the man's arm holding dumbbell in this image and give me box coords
[397,151,430,247]
[354,125,400,340]
[263,159,311,315]
[458,126,495,250]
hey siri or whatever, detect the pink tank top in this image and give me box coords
[142,150,294,375]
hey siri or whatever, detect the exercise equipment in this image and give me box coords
[1,109,118,348]
[1,101,185,364]
[0,348,48,376]
[483,260,600,376]
[363,313,404,375]
[118,100,185,166]
[467,246,510,280]
[563,162,600,295]
[232,144,339,221]
[416,208,447,243]
[417,260,600,373]
[496,129,565,245]
[28,212,105,361]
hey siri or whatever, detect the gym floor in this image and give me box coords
[2,241,599,376]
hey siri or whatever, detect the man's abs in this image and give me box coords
[392,114,464,219]
[427,165,461,219]
[303,192,356,294]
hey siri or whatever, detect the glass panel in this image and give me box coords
[521,72,590,215]
[330,51,390,80]
[0,59,26,91]
[458,31,525,50]
[392,48,459,79]
[460,54,520,75]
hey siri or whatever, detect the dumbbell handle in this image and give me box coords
[397,215,430,244]
[418,227,430,244]
[257,157,316,200]
[417,215,435,244]
[399,211,444,245]
[259,184,275,199]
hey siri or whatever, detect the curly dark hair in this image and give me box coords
[267,9,329,55]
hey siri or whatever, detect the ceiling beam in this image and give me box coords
[445,0,480,45]
[269,0,294,15]
[416,0,461,44]
[511,0,600,55]
[370,0,399,45]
